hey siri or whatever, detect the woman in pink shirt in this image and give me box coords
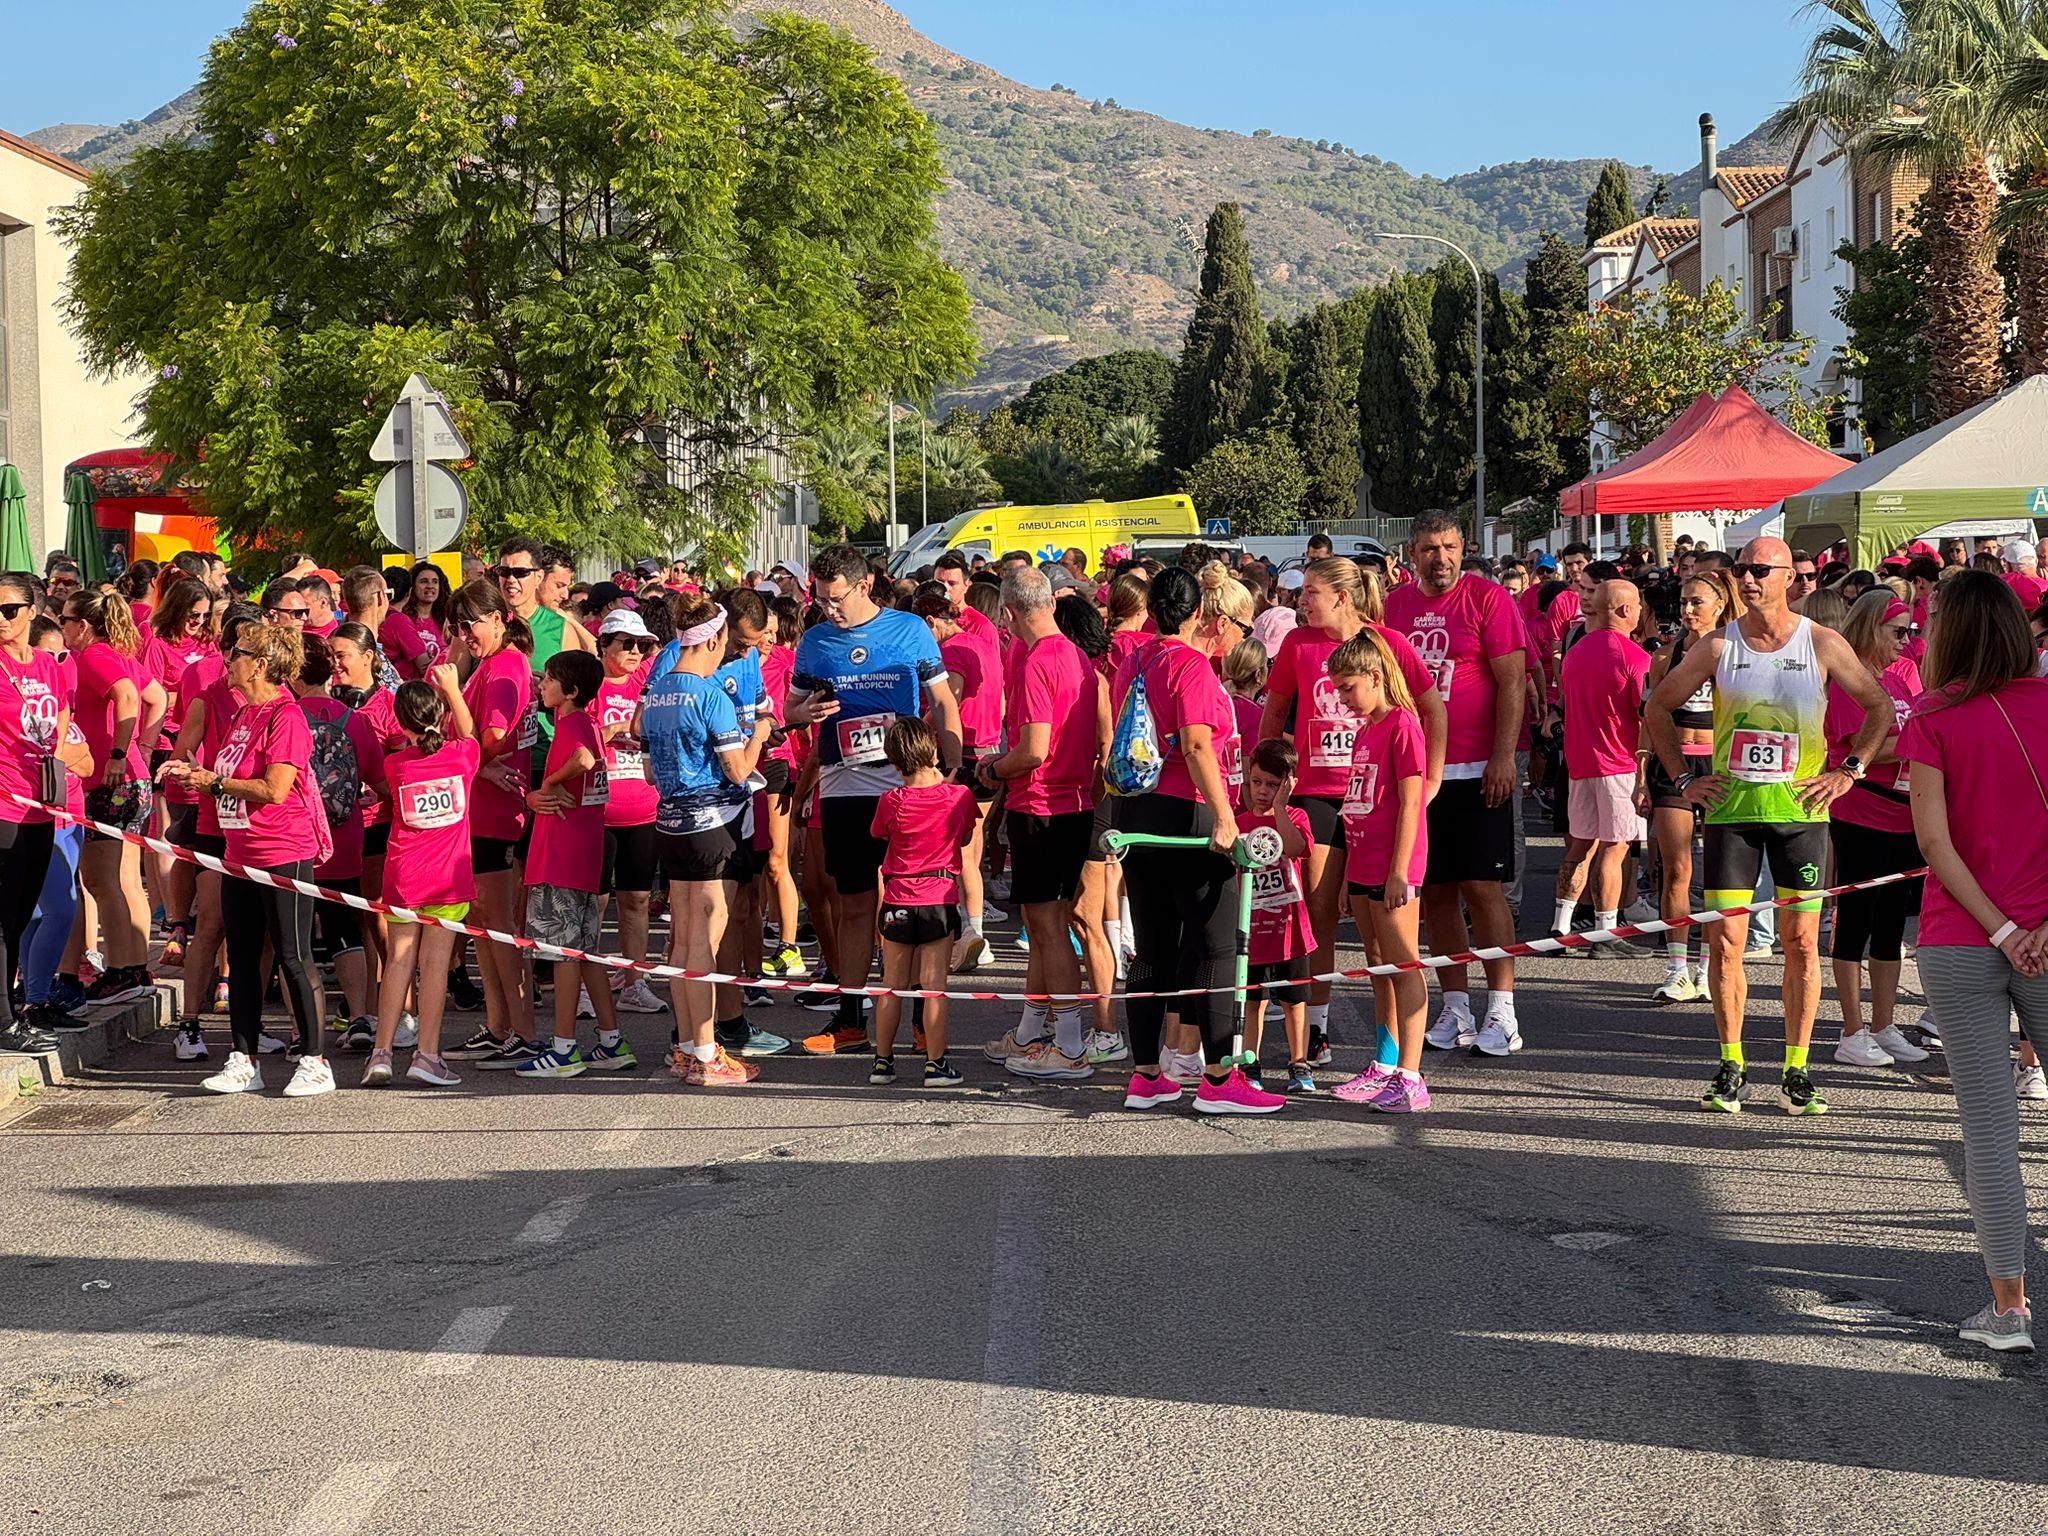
[159,624,333,1099]
[755,603,805,981]
[592,608,666,1013]
[914,582,1000,969]
[1900,571,2048,1353]
[398,562,449,671]
[147,578,217,966]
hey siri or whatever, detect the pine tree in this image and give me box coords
[1160,202,1274,472]
[1288,304,1362,523]
[1584,162,1636,247]
[1356,275,1438,518]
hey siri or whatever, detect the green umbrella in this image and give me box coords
[0,463,30,573]
[64,469,107,584]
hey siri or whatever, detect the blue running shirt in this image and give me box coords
[640,668,748,833]
[792,607,946,798]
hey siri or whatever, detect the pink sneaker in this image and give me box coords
[1367,1072,1432,1113]
[1123,1071,1185,1110]
[1194,1068,1286,1116]
[1331,1062,1397,1104]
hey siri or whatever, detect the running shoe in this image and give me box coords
[477,1037,541,1071]
[393,1013,419,1050]
[407,1054,462,1087]
[211,980,231,1015]
[741,987,777,1011]
[86,965,156,1006]
[23,1001,85,1035]
[1472,1012,1523,1057]
[799,1024,869,1056]
[1546,928,1592,960]
[282,1057,336,1097]
[200,1051,262,1094]
[615,980,667,1014]
[1870,1024,1930,1064]
[951,929,994,972]
[1834,1030,1894,1067]
[1621,897,1659,926]
[1285,1061,1317,1094]
[1305,1024,1333,1066]
[1004,1042,1094,1081]
[923,1057,966,1089]
[1700,1060,1747,1114]
[161,928,187,967]
[1905,1022,1943,1051]
[1653,959,1698,1004]
[912,1023,927,1055]
[982,1028,1029,1063]
[718,1022,792,1058]
[584,1037,639,1071]
[1162,1048,1206,1084]
[1424,1002,1477,1051]
[1332,1062,1397,1103]
[170,1017,210,1060]
[257,1031,291,1055]
[1744,935,1776,959]
[575,987,595,1019]
[48,976,89,1016]
[1084,1030,1131,1064]
[445,1027,506,1059]
[1960,1304,2035,1353]
[2017,1062,2048,1102]
[446,968,485,1012]
[1588,935,1655,959]
[1012,926,1030,955]
[1366,1072,1431,1113]
[682,1046,758,1086]
[770,945,808,978]
[1778,1067,1828,1116]
[869,1055,897,1086]
[516,1046,587,1079]
[985,875,1011,903]
[1193,1068,1286,1115]
[0,1020,60,1054]
[360,1049,394,1087]
[1122,1071,1183,1110]
[338,1015,376,1052]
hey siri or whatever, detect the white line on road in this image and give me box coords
[964,1140,1046,1535]
[513,1194,588,1246]
[597,1114,651,1151]
[417,1305,511,1376]
[284,1461,403,1536]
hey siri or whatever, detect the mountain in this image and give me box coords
[25,1,1675,386]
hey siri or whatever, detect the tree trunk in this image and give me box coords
[1921,150,2007,420]
[2014,165,2048,380]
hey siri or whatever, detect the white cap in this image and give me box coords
[752,580,780,595]
[598,608,653,641]
[1276,569,1305,591]
[2005,538,2037,568]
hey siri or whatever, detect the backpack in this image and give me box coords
[1104,643,1166,797]
[302,701,360,831]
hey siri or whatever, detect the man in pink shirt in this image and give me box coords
[2002,540,2046,613]
[1383,513,1528,1055]
[1553,581,1653,957]
[1543,541,1593,698]
[932,550,1004,954]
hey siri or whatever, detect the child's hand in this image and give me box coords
[427,662,461,695]
[1384,876,1412,911]
[1276,770,1297,804]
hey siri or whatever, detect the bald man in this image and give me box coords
[1647,536,1890,1116]
[1554,580,1654,959]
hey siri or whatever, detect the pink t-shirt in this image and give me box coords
[402,613,445,672]
[1898,678,2048,946]
[2005,571,2046,613]
[1243,805,1314,966]
[352,688,405,830]
[594,672,657,827]
[300,696,389,881]
[953,604,1005,752]
[1230,693,1264,807]
[72,642,148,782]
[1826,660,1919,835]
[184,659,243,833]
[1106,627,1148,681]
[1383,574,1524,769]
[464,644,534,841]
[1545,588,1584,654]
[1268,623,1432,798]
[378,612,432,682]
[525,708,606,893]
[0,647,64,826]
[1341,707,1430,889]
[1111,638,1237,804]
[761,644,799,766]
[384,736,481,909]
[1561,628,1650,779]
[1003,631,1097,817]
[872,781,980,907]
[148,632,212,748]
[213,696,326,868]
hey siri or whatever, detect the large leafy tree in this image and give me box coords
[1584,161,1636,247]
[1355,274,1439,517]
[1182,429,1307,537]
[1159,202,1274,473]
[57,0,975,566]
[1286,304,1361,523]
[1836,226,1935,446]
[1009,349,1175,454]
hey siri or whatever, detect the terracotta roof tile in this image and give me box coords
[1720,165,1787,207]
[1641,218,1700,257]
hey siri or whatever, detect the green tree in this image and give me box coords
[1584,161,1636,247]
[1286,305,1360,522]
[799,419,885,541]
[1010,349,1175,450]
[1836,229,1932,448]
[1182,429,1307,536]
[921,429,997,521]
[1521,231,1587,495]
[56,0,975,566]
[1160,202,1274,473]
[1356,275,1439,517]
[1098,414,1160,470]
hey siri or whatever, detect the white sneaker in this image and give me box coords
[2017,1063,2048,1102]
[201,1051,262,1094]
[986,876,1011,903]
[1084,1029,1131,1064]
[1834,1030,1894,1067]
[1653,959,1698,1004]
[256,1031,290,1055]
[1163,1048,1206,1084]
[616,980,666,1014]
[1870,1024,1929,1064]
[173,1021,209,1061]
[951,930,994,973]
[282,1056,336,1097]
[1473,1011,1523,1057]
[393,1012,419,1050]
[1622,898,1658,926]
[576,987,595,1019]
[1425,1000,1477,1051]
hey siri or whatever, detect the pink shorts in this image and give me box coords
[1568,773,1644,845]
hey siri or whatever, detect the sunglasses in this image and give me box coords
[1883,624,1912,640]
[496,565,540,580]
[1732,563,1788,580]
[610,636,654,652]
[272,606,311,619]
[1790,571,1818,584]
[231,647,262,662]
[0,601,32,621]
[455,614,496,632]
[47,578,78,591]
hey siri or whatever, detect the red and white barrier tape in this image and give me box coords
[10,793,1929,1004]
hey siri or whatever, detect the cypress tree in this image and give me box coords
[1584,162,1636,247]
[1521,230,1588,495]
[1356,275,1438,518]
[1289,304,1362,523]
[1426,260,1479,512]
[1160,202,1274,472]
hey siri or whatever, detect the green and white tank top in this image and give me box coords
[1709,616,1827,825]
[527,604,567,767]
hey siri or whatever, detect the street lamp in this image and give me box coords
[1369,231,1485,540]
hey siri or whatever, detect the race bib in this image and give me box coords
[581,769,611,808]
[1312,724,1356,770]
[213,736,250,826]
[1342,763,1380,818]
[1428,659,1455,704]
[400,774,466,830]
[1727,728,1797,784]
[1892,761,1911,794]
[515,705,539,750]
[217,796,252,831]
[837,712,894,767]
[1250,863,1300,912]
[612,747,646,781]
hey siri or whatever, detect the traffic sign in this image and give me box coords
[374,461,468,553]
[370,375,469,463]
[1204,516,1232,538]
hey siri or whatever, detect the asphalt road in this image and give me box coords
[4,821,2045,1535]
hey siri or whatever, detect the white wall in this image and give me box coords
[1788,124,1853,398]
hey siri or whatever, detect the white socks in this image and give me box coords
[1440,991,1473,1021]
[1595,909,1618,933]
[1017,1001,1049,1045]
[1052,1006,1086,1057]
[1552,899,1576,933]
[1306,1002,1329,1035]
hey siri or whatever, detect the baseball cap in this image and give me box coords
[598,608,654,641]
[1040,561,1089,593]
[1275,569,1305,591]
[2005,538,2036,566]
[752,580,780,595]
[633,557,662,577]
[1535,555,1558,572]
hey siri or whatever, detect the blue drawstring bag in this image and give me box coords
[1104,644,1165,797]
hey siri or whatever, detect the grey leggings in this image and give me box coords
[1918,944,2048,1280]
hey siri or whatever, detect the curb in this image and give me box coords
[16,980,184,1088]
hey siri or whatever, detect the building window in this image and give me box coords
[1870,192,1883,244]
[1825,206,1836,266]
[1800,220,1811,280]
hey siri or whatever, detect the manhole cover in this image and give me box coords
[9,1101,144,1131]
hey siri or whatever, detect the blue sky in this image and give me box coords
[9,0,1812,178]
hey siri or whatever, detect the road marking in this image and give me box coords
[418,1306,511,1376]
[597,1114,650,1152]
[964,1141,1046,1535]
[514,1195,588,1246]
[284,1461,403,1535]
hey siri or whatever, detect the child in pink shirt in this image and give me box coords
[869,716,980,1089]
[1238,739,1315,1091]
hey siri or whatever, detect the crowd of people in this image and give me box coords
[1,518,2045,1348]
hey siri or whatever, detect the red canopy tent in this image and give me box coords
[1560,386,1851,522]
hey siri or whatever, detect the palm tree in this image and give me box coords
[1989,3,2048,374]
[1099,413,1160,469]
[1021,439,1088,502]
[1771,0,2011,419]
[921,430,991,519]
[801,419,884,539]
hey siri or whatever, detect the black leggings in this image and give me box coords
[222,861,322,1057]
[1113,795,1241,1069]
[0,819,56,1033]
[1828,818,1923,963]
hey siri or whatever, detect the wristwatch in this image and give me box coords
[1841,756,1867,780]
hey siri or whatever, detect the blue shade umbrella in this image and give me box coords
[64,470,107,584]
[0,463,31,573]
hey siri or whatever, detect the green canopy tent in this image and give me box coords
[63,469,107,584]
[1784,376,2048,565]
[0,464,31,573]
